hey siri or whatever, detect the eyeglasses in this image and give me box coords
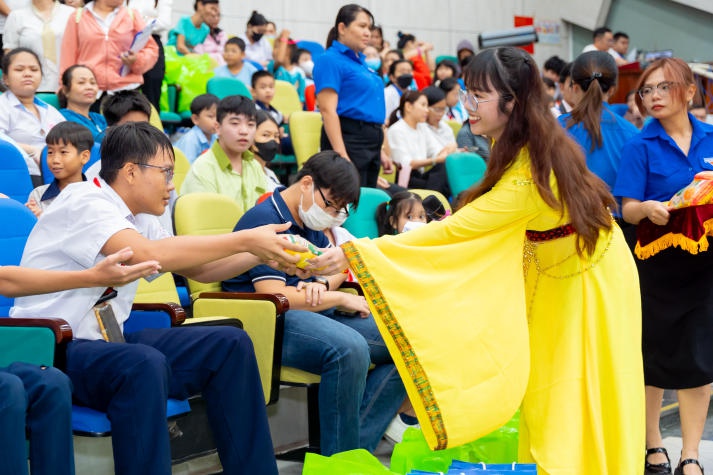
[458,89,495,112]
[316,186,349,218]
[428,106,447,113]
[135,163,174,184]
[638,81,680,99]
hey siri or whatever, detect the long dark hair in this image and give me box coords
[325,4,374,49]
[460,47,614,256]
[566,51,618,151]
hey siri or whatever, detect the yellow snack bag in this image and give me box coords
[282,234,323,269]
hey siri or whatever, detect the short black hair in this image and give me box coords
[102,90,152,126]
[558,62,573,84]
[613,32,629,41]
[592,27,612,40]
[296,151,360,209]
[225,36,246,52]
[438,77,460,94]
[1,47,42,76]
[251,69,274,89]
[46,122,94,153]
[543,55,567,75]
[217,95,257,123]
[99,122,174,184]
[190,93,219,115]
[193,0,218,11]
[422,86,445,106]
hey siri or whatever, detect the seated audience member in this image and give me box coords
[551,62,574,117]
[456,120,491,161]
[542,77,557,108]
[363,45,382,74]
[222,151,405,455]
[167,0,217,55]
[384,59,416,122]
[421,86,456,148]
[375,190,427,236]
[396,31,433,88]
[213,37,258,87]
[239,10,273,68]
[94,90,153,145]
[456,39,475,68]
[0,247,160,475]
[252,70,293,155]
[612,31,630,62]
[264,20,277,46]
[272,30,307,105]
[582,26,627,66]
[174,93,219,163]
[542,55,567,102]
[252,110,281,191]
[438,77,467,123]
[59,65,107,143]
[0,48,65,183]
[11,122,304,475]
[26,122,92,217]
[387,91,455,196]
[181,95,267,212]
[297,48,314,86]
[432,59,458,87]
[2,0,74,92]
[380,48,403,84]
[369,24,388,55]
[624,89,645,129]
[690,103,708,123]
[192,6,226,65]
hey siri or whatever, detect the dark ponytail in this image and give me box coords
[566,51,618,151]
[388,90,424,127]
[325,4,374,49]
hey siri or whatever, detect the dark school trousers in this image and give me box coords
[321,116,384,188]
[65,325,277,475]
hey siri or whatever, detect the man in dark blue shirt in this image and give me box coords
[223,151,406,455]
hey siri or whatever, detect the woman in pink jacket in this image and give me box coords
[60,0,158,110]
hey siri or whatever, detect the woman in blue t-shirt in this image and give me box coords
[314,4,390,188]
[614,57,713,475]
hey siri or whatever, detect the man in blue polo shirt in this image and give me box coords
[314,5,393,188]
[223,151,406,455]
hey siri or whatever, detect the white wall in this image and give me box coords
[169,0,577,66]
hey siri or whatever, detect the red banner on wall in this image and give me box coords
[514,16,534,54]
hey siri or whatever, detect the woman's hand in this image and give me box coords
[120,51,138,67]
[296,280,327,306]
[239,223,305,268]
[21,144,42,165]
[644,200,670,226]
[306,247,349,276]
[90,247,160,286]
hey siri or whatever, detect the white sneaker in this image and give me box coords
[384,414,420,444]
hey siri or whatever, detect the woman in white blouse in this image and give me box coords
[421,85,457,148]
[3,0,74,91]
[0,47,65,183]
[387,90,455,196]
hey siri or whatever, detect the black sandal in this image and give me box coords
[674,458,704,475]
[645,447,672,474]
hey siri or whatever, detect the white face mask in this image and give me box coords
[401,220,427,233]
[299,185,347,230]
[299,60,314,76]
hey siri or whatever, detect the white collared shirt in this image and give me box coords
[0,91,65,175]
[85,1,120,34]
[238,33,273,66]
[11,178,170,340]
[3,3,75,91]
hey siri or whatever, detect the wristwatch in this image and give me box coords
[313,276,330,291]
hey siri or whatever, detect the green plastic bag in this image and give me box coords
[159,80,169,113]
[303,449,399,474]
[390,411,520,475]
[163,46,215,113]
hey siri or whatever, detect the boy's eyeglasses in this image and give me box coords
[135,163,174,184]
[316,186,349,218]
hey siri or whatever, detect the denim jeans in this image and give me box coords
[281,308,406,455]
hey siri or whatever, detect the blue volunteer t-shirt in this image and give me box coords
[313,40,385,124]
[614,114,713,202]
[222,188,330,292]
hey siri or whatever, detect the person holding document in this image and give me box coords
[60,0,158,110]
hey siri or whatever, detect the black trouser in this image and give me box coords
[321,116,383,188]
[408,162,451,197]
[142,34,165,112]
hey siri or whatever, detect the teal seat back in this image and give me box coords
[37,92,60,109]
[436,55,458,67]
[445,152,487,197]
[206,77,252,100]
[343,188,390,239]
[0,326,56,366]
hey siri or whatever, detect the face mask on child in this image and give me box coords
[254,140,279,162]
[365,58,381,72]
[251,31,263,42]
[401,220,427,233]
[396,74,414,89]
[299,185,347,230]
[299,60,314,76]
